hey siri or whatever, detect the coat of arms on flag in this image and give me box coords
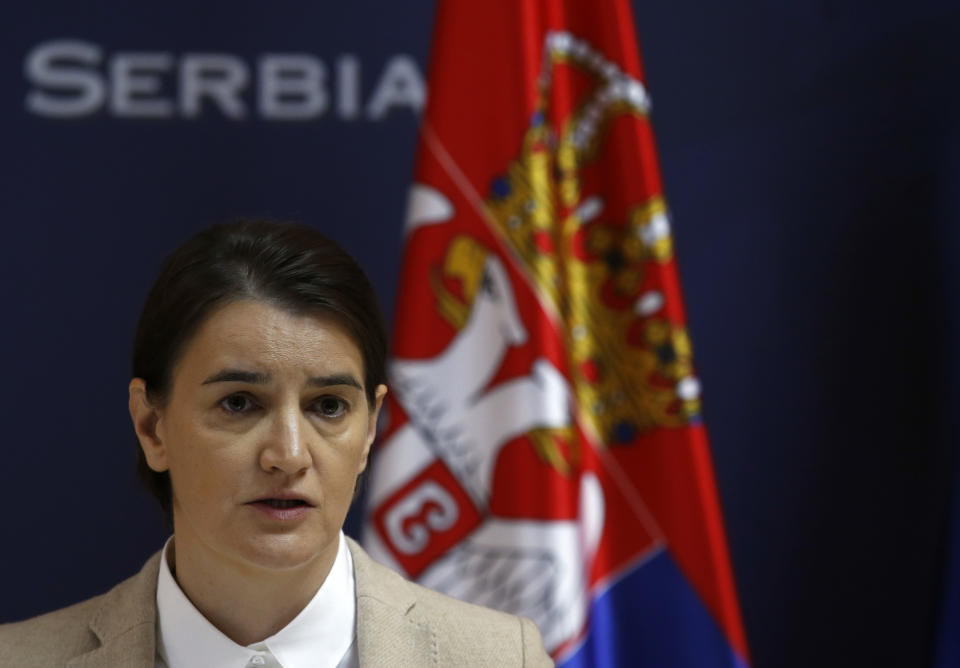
[364,3,749,666]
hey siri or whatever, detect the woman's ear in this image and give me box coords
[129,378,169,473]
[358,383,388,474]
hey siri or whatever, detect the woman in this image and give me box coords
[0,221,552,667]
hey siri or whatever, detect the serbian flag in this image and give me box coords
[363,1,749,665]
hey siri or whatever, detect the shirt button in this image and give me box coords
[251,657,266,666]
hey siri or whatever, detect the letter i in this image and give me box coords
[337,55,360,120]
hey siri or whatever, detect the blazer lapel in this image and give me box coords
[64,541,439,666]
[66,552,161,668]
[347,537,438,667]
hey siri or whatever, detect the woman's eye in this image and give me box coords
[220,394,256,414]
[315,396,347,418]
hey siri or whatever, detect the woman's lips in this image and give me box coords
[247,498,313,521]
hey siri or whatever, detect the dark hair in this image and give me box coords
[133,220,387,522]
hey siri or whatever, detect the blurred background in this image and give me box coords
[1,1,958,666]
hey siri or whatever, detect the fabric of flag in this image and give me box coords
[362,1,750,665]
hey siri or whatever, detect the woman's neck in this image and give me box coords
[166,533,338,646]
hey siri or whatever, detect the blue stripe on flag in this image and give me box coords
[560,549,747,668]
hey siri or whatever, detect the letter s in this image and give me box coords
[24,40,106,117]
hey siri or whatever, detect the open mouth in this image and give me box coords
[253,499,312,509]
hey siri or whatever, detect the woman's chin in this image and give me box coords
[239,533,337,572]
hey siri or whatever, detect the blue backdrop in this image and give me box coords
[2,2,958,667]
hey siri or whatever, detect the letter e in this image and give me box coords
[110,53,173,118]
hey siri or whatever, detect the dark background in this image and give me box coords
[1,2,958,667]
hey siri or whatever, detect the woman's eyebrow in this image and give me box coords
[308,373,362,390]
[202,369,269,385]
[200,369,362,390]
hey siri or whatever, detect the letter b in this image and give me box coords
[259,55,327,120]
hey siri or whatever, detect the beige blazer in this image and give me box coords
[0,537,552,667]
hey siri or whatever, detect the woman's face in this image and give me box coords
[134,299,385,575]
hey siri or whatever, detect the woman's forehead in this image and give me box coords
[174,299,366,382]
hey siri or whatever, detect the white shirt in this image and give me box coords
[155,532,358,668]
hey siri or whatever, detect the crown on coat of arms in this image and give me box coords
[433,32,702,468]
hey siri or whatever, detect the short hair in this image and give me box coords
[132,220,387,522]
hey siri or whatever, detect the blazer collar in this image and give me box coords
[346,536,439,667]
[64,539,438,668]
[66,552,161,668]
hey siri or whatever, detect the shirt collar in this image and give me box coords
[156,532,356,668]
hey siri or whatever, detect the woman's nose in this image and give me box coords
[259,406,313,475]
